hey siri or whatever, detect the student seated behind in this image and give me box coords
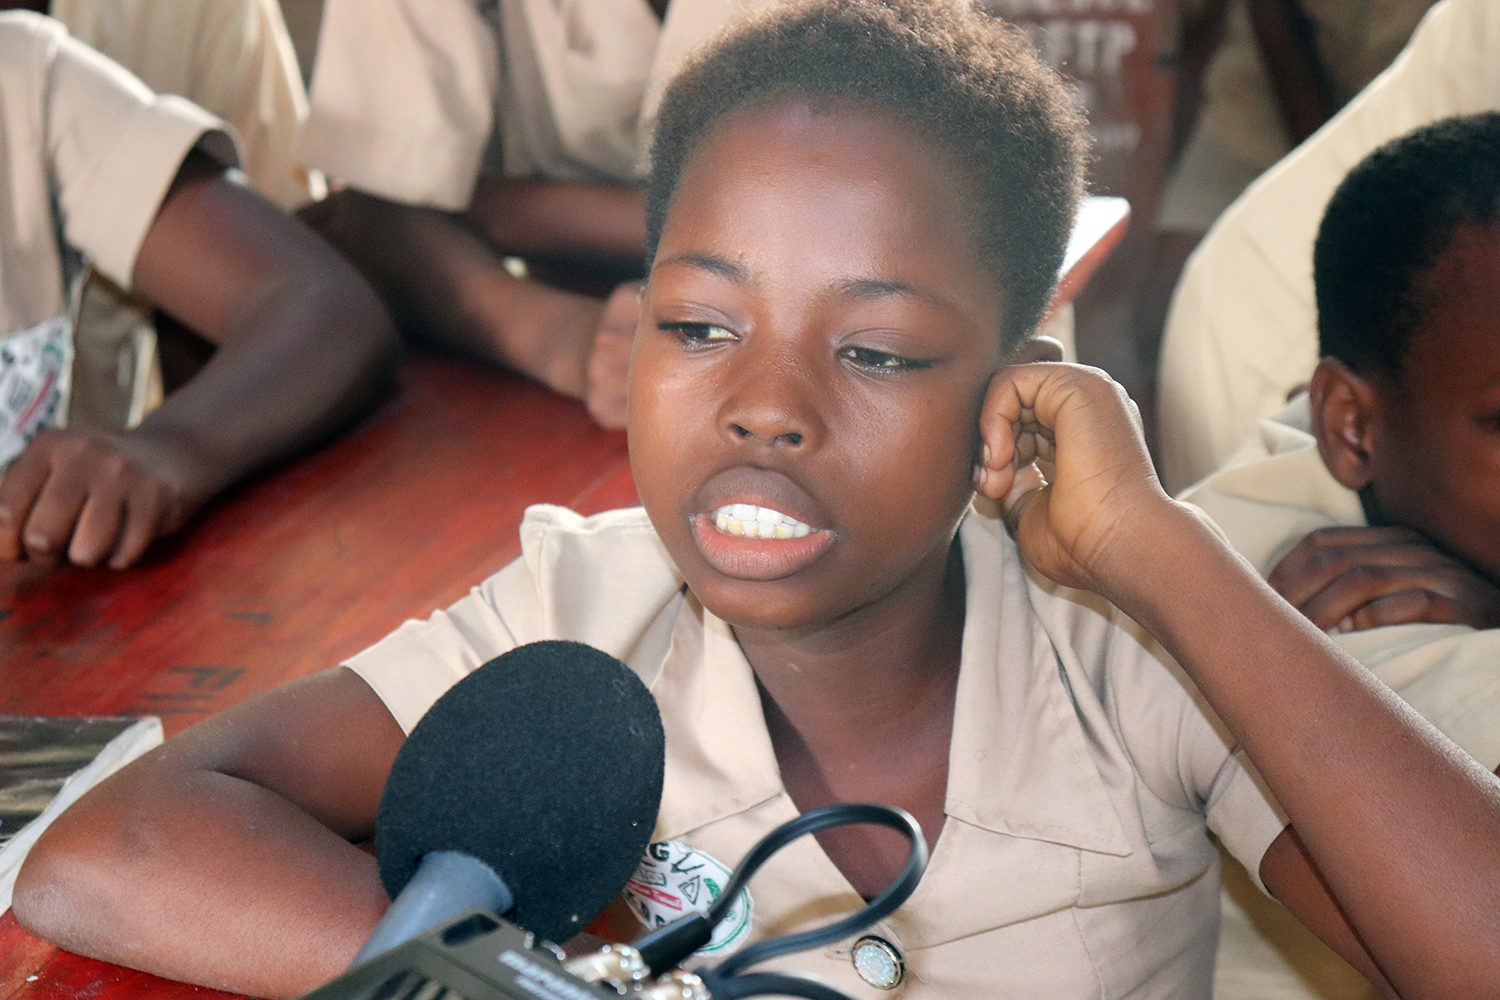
[1181,112,1500,1000]
[14,4,1500,998]
[298,0,767,429]
[0,11,397,570]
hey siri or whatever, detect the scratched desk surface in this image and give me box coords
[0,352,637,1000]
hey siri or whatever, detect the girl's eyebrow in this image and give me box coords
[841,277,961,315]
[656,251,748,282]
[658,254,962,314]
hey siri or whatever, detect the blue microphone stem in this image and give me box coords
[350,851,515,968]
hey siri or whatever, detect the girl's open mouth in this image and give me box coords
[690,508,834,580]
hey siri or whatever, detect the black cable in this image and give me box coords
[709,803,926,978]
[628,803,927,985]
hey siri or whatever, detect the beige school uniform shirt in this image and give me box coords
[44,0,312,436]
[346,503,1290,999]
[1156,0,1500,493]
[1181,397,1500,1000]
[0,11,234,466]
[301,0,771,208]
[51,0,312,210]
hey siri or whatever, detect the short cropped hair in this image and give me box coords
[645,0,1088,349]
[1315,112,1500,380]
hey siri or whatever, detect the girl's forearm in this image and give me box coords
[466,177,646,262]
[1101,502,1500,997]
[14,669,406,998]
[13,766,388,998]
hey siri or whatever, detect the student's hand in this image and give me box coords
[0,428,202,569]
[585,280,640,430]
[1269,525,1500,632]
[974,362,1170,595]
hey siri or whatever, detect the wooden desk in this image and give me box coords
[0,198,1128,999]
[0,355,636,733]
[0,354,637,1000]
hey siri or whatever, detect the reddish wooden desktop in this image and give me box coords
[0,199,1128,1000]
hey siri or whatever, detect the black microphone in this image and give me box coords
[350,640,666,965]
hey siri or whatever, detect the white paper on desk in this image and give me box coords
[0,715,163,913]
[0,315,72,471]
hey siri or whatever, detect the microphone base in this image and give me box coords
[304,909,620,1000]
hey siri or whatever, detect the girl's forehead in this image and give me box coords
[681,97,977,203]
[659,97,1003,316]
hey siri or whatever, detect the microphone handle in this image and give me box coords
[350,851,514,968]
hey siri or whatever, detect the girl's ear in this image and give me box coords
[1308,357,1381,490]
[1008,336,1065,365]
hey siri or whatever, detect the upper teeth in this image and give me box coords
[713,503,812,539]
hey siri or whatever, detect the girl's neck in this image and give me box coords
[733,540,966,895]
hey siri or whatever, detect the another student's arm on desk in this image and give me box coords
[977,362,1500,1000]
[12,667,402,999]
[0,150,400,570]
[303,178,643,429]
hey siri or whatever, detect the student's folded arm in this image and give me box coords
[11,667,403,999]
[1268,525,1500,632]
[0,150,401,570]
[301,188,632,427]
[463,175,647,264]
[978,362,1500,999]
[129,151,401,493]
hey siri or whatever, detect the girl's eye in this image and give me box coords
[658,321,736,344]
[841,345,932,372]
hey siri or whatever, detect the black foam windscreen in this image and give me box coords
[375,640,665,944]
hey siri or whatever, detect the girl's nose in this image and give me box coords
[728,423,803,447]
[718,348,824,451]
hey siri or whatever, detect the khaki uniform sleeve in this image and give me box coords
[50,0,310,208]
[43,17,234,289]
[343,558,535,734]
[343,505,683,734]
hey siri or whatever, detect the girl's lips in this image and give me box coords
[690,512,835,581]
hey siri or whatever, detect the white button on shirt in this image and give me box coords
[346,504,1288,998]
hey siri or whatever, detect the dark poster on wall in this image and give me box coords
[980,0,1176,221]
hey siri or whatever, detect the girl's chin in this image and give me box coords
[689,512,835,581]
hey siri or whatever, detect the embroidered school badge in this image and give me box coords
[0,316,71,469]
[623,840,752,956]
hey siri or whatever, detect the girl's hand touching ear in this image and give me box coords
[975,362,1170,595]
